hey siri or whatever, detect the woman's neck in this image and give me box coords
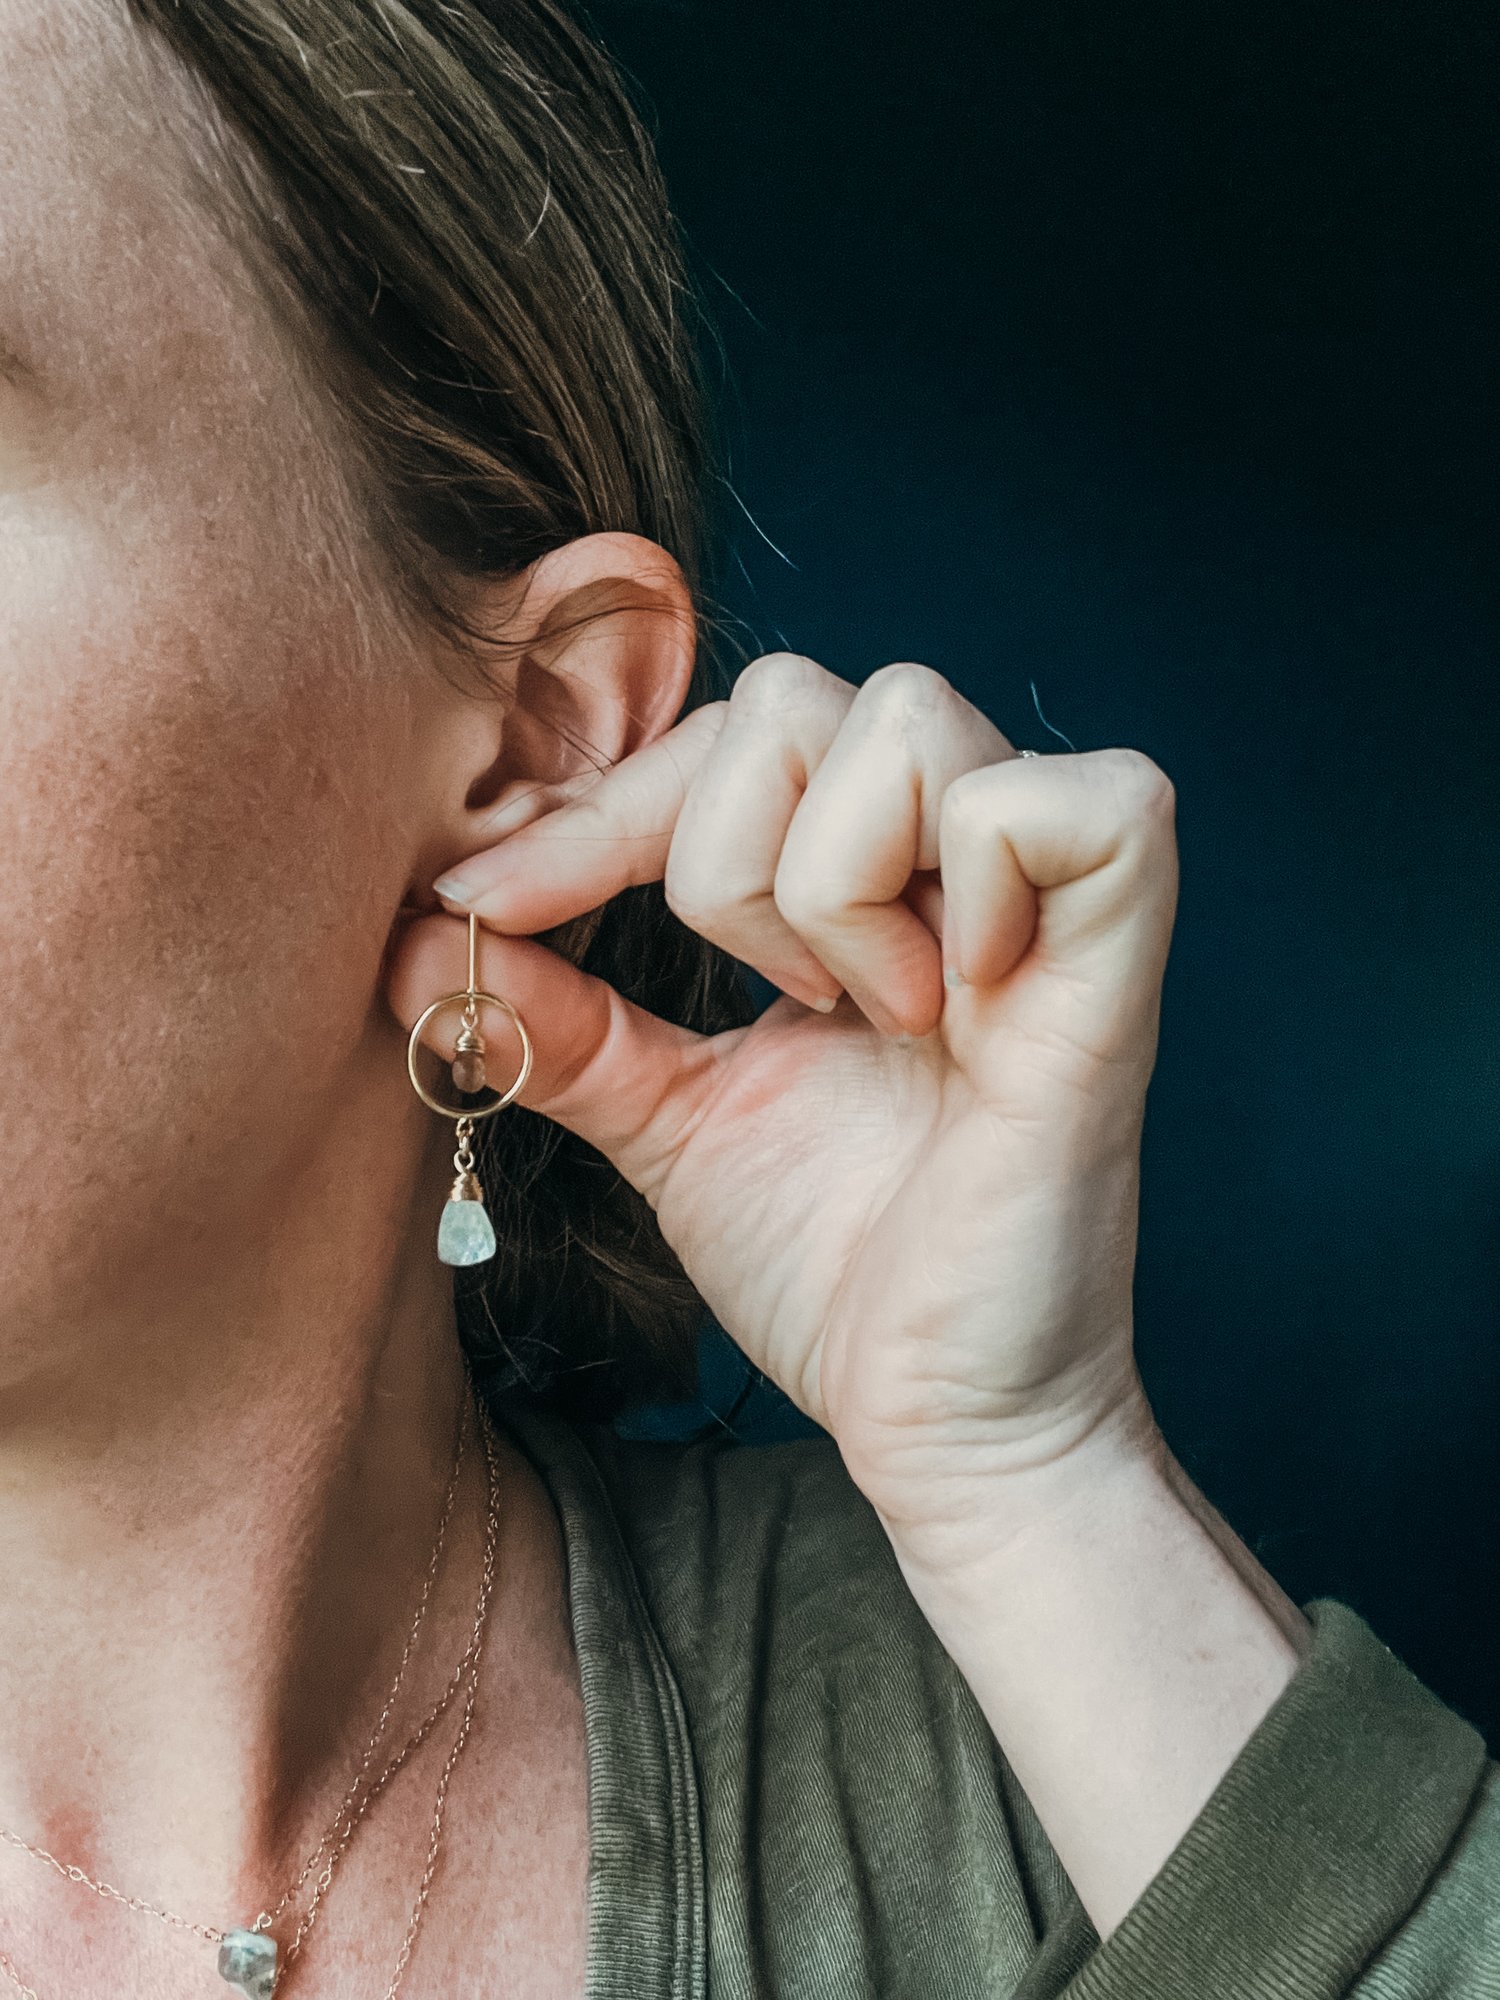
[0,1075,496,1960]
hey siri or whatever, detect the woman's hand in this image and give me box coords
[391,659,1311,1940]
[388,652,1179,1567]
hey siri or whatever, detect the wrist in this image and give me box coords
[855,1381,1170,1596]
[862,1397,1312,1752]
[859,1402,1310,1937]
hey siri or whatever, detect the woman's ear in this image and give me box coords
[401,530,698,912]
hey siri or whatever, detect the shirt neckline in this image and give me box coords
[496,1397,706,2000]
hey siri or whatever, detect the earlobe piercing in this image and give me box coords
[405,909,533,1267]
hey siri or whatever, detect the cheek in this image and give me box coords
[0,516,414,1303]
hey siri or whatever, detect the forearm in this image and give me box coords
[878,1411,1313,1939]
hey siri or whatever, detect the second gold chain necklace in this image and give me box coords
[0,1371,502,1998]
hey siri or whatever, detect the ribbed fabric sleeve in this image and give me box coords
[1017,1598,1499,1999]
[501,1401,1498,1999]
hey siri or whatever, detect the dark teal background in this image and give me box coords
[591,1,1499,1744]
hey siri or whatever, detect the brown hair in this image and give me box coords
[124,0,759,1420]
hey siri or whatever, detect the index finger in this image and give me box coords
[430,701,728,929]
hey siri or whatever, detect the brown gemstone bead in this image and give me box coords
[451,1050,487,1094]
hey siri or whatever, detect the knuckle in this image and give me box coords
[939,762,1002,835]
[858,659,954,727]
[681,697,731,741]
[1094,746,1176,823]
[731,650,831,714]
[772,862,844,935]
[661,859,725,934]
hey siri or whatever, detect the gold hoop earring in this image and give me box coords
[406,909,533,1268]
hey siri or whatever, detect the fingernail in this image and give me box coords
[431,874,476,906]
[808,990,841,1014]
[942,901,966,986]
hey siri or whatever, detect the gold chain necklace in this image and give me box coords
[0,1377,503,2000]
[0,1380,470,1960]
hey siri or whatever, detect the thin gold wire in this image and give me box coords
[406,912,533,1122]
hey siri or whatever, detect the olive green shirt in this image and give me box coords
[498,1395,1500,1998]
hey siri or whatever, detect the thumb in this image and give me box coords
[384,911,718,1206]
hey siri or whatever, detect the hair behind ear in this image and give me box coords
[458,881,759,1421]
[127,0,762,1419]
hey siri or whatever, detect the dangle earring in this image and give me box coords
[406,909,533,1267]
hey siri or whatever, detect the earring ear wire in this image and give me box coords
[405,910,533,1267]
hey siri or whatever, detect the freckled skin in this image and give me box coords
[0,0,420,1344]
[0,9,592,1994]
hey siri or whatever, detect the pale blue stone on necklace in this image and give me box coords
[218,1928,278,1999]
[438,1197,496,1266]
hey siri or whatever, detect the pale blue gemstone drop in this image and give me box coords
[437,1197,496,1266]
[218,1929,278,2000]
